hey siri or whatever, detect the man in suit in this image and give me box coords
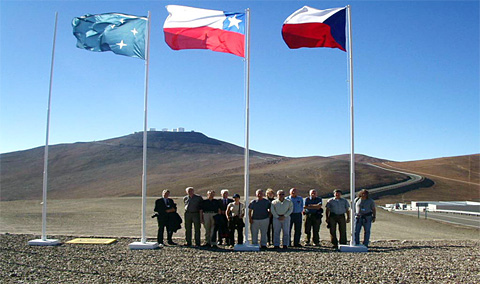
[217,189,233,245]
[154,189,177,245]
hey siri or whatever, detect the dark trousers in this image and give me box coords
[289,213,302,246]
[267,215,273,244]
[185,212,201,246]
[157,217,173,244]
[328,214,347,246]
[217,214,230,245]
[228,217,244,245]
[304,214,321,245]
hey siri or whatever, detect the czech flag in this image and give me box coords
[282,6,346,52]
[163,5,245,57]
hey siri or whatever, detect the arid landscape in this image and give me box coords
[1,131,411,201]
[2,131,478,204]
[1,132,479,283]
[1,131,478,240]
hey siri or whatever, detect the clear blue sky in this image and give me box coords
[1,1,479,162]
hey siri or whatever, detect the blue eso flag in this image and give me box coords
[72,13,147,59]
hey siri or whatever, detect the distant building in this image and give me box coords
[157,127,190,132]
[149,128,156,131]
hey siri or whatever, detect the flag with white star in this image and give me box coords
[72,13,147,60]
[164,5,245,57]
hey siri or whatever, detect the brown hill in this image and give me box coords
[0,131,409,201]
[330,154,391,164]
[375,154,480,204]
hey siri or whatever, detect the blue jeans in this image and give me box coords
[289,213,302,246]
[355,215,373,246]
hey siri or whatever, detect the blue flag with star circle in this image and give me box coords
[72,13,147,60]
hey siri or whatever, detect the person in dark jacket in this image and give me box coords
[217,189,233,245]
[201,190,221,247]
[154,189,177,245]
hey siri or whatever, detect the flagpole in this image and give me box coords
[235,8,257,251]
[347,4,357,247]
[339,4,365,253]
[243,7,251,244]
[29,12,60,246]
[129,11,158,250]
[141,10,151,245]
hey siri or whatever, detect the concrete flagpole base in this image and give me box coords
[338,244,368,252]
[28,239,61,246]
[128,241,160,250]
[234,241,259,252]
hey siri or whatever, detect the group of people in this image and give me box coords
[154,187,376,249]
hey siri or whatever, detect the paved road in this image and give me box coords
[393,210,480,229]
[343,163,424,198]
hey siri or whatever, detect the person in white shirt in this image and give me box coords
[270,190,293,249]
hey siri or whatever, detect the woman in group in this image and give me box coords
[226,194,245,248]
[265,188,276,246]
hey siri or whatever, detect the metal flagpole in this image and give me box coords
[243,7,251,245]
[29,12,60,246]
[347,4,356,247]
[235,8,258,251]
[339,5,367,252]
[129,11,158,250]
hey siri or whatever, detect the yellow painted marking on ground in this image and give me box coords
[66,238,117,244]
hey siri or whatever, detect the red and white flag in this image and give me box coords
[282,6,346,51]
[163,5,245,57]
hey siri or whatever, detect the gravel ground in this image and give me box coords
[2,198,478,240]
[1,234,479,283]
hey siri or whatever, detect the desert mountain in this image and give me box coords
[1,131,411,201]
[329,154,391,164]
[377,155,480,203]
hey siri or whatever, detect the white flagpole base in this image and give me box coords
[338,244,368,252]
[128,241,160,250]
[234,241,260,252]
[28,239,61,246]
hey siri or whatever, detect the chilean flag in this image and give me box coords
[282,6,346,52]
[164,5,245,57]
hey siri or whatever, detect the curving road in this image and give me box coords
[343,163,424,198]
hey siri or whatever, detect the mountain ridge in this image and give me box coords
[1,131,477,202]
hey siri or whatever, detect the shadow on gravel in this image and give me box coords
[188,246,335,253]
[370,244,468,253]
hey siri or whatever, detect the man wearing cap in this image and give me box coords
[326,189,350,248]
[303,189,323,246]
[183,187,203,246]
[271,190,293,249]
[226,193,245,247]
[354,189,376,247]
[286,187,304,247]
